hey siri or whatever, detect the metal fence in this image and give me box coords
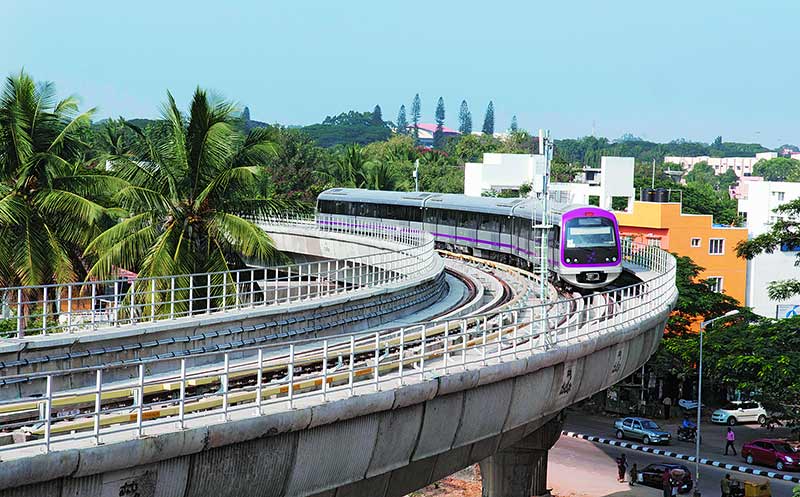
[0,217,441,338]
[0,239,676,457]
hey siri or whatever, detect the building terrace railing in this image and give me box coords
[0,239,676,458]
[0,216,441,338]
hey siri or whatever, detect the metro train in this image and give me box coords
[316,188,623,290]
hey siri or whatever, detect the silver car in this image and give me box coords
[614,417,672,445]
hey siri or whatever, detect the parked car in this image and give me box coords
[614,417,671,445]
[742,439,799,472]
[636,462,694,494]
[711,401,768,426]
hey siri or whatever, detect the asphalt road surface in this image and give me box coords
[564,410,800,476]
[549,435,797,497]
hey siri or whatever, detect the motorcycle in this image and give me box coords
[677,426,700,443]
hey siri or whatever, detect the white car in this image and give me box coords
[711,401,767,426]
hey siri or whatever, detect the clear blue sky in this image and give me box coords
[4,0,799,146]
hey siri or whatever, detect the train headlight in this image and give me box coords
[605,257,609,262]
[612,257,617,262]
[565,258,571,263]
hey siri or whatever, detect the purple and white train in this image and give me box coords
[317,188,623,290]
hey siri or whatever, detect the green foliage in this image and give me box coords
[667,255,740,336]
[458,100,472,135]
[680,183,740,225]
[753,157,800,181]
[499,130,535,154]
[550,155,581,182]
[411,94,421,144]
[0,70,120,290]
[684,161,715,185]
[264,127,331,202]
[371,105,383,126]
[453,134,502,163]
[736,197,800,300]
[555,136,768,167]
[433,97,445,149]
[302,110,390,147]
[396,105,408,135]
[88,88,290,282]
[482,101,494,135]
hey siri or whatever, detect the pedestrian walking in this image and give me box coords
[629,463,638,486]
[616,453,628,482]
[663,396,672,419]
[724,427,737,456]
[662,469,671,497]
[720,473,731,497]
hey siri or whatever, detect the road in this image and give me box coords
[549,435,798,497]
[563,409,800,476]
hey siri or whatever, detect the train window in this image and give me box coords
[424,208,438,224]
[480,214,499,232]
[317,200,332,213]
[460,210,479,229]
[409,207,423,222]
[564,217,616,248]
[438,209,456,226]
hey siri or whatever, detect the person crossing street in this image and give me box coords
[724,427,737,456]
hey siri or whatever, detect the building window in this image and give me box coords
[707,277,723,293]
[691,238,701,248]
[648,238,661,248]
[709,238,725,255]
[773,191,785,202]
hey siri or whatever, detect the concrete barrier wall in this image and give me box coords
[0,308,670,497]
[0,273,446,399]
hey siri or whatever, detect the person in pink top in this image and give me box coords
[724,427,737,456]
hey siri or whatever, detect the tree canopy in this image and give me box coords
[753,157,800,181]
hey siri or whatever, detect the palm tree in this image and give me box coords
[86,88,286,290]
[364,159,403,191]
[0,71,120,289]
[319,144,369,188]
[0,71,121,331]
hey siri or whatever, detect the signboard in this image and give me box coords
[776,304,800,319]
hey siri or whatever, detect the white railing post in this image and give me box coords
[67,285,73,331]
[136,363,145,437]
[348,335,355,396]
[398,327,405,386]
[322,339,329,401]
[206,274,212,314]
[113,281,120,326]
[222,353,230,421]
[94,369,102,445]
[16,288,23,338]
[179,359,186,429]
[288,344,295,408]
[42,286,48,334]
[419,324,427,381]
[256,348,264,414]
[189,276,194,315]
[170,277,175,319]
[150,279,156,322]
[90,282,97,329]
[374,332,380,392]
[44,375,52,453]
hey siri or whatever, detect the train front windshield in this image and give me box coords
[564,217,616,248]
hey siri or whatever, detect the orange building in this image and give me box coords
[614,200,748,304]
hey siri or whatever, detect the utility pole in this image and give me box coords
[534,129,553,344]
[651,158,656,189]
[413,159,420,192]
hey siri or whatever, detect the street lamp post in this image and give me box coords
[694,309,739,496]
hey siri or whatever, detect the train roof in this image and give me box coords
[317,188,615,220]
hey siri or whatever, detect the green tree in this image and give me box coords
[364,159,403,191]
[87,88,286,282]
[458,100,472,134]
[736,197,800,300]
[510,115,518,132]
[319,143,370,188]
[241,106,250,122]
[94,117,136,157]
[396,105,408,135]
[482,101,495,135]
[0,71,121,294]
[265,127,331,202]
[753,157,800,181]
[433,97,445,149]
[550,155,581,182]
[684,161,717,187]
[453,134,502,163]
[499,130,535,154]
[371,105,383,126]
[411,94,421,144]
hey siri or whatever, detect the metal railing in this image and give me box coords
[0,217,441,338]
[0,240,676,458]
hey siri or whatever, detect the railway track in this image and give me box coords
[0,252,552,448]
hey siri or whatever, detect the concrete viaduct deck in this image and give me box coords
[0,219,678,497]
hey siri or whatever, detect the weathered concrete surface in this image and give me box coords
[0,274,446,399]
[0,308,671,497]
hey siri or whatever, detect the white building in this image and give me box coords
[464,153,635,211]
[665,152,777,177]
[464,153,546,197]
[737,181,800,318]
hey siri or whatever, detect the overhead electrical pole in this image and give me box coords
[533,129,554,345]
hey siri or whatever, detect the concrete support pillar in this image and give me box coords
[479,414,564,497]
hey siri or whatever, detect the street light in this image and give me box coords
[693,309,739,496]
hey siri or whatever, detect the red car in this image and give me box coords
[742,439,799,472]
